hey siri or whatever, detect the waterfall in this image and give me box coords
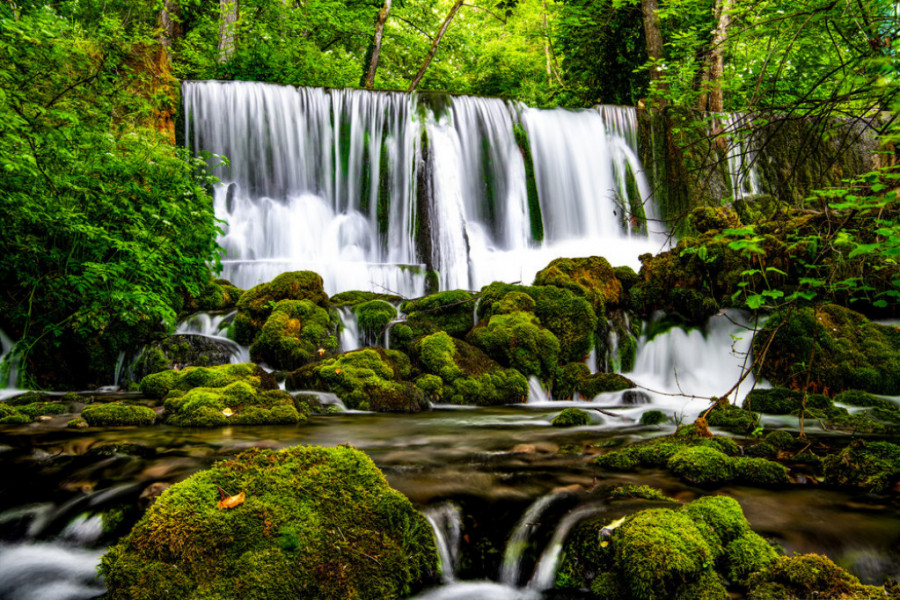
[424,503,462,583]
[720,113,761,201]
[499,492,567,586]
[185,82,666,297]
[0,328,21,397]
[528,504,605,591]
[172,311,250,364]
[526,377,550,404]
[338,308,361,352]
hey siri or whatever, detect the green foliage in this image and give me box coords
[725,533,779,587]
[82,403,157,427]
[0,9,222,388]
[100,446,438,599]
[551,407,592,427]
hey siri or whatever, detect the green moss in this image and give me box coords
[552,407,592,427]
[743,388,832,415]
[822,439,900,493]
[354,300,398,345]
[400,290,477,339]
[235,272,329,345]
[330,290,402,307]
[835,389,898,411]
[553,362,635,399]
[287,348,424,412]
[668,446,735,485]
[17,401,67,418]
[704,401,759,433]
[0,402,28,424]
[674,569,729,600]
[746,554,886,600]
[681,495,749,545]
[733,457,790,485]
[765,430,796,450]
[184,278,244,313]
[689,206,741,233]
[100,446,438,600]
[165,382,303,427]
[725,532,780,586]
[478,282,597,364]
[81,403,156,427]
[249,299,338,370]
[614,266,640,291]
[67,417,88,429]
[638,410,667,426]
[6,391,47,406]
[139,363,269,400]
[532,256,623,313]
[609,485,676,502]
[746,442,778,458]
[467,310,560,381]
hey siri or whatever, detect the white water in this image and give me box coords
[424,503,463,583]
[173,311,250,364]
[338,308,361,352]
[528,504,605,591]
[720,113,761,201]
[0,328,24,400]
[526,377,550,404]
[499,492,567,586]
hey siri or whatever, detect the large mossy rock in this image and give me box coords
[163,382,305,427]
[354,300,398,346]
[139,363,277,400]
[753,304,900,395]
[287,348,425,412]
[553,362,635,399]
[234,272,329,345]
[133,334,238,380]
[100,446,438,600]
[746,554,886,600]
[330,290,402,307]
[249,299,338,370]
[82,403,157,427]
[478,282,597,364]
[412,332,528,406]
[822,439,900,494]
[467,295,560,381]
[401,290,478,339]
[182,278,244,314]
[533,256,623,314]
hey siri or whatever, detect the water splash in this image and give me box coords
[0,328,23,400]
[424,503,463,583]
[499,492,568,586]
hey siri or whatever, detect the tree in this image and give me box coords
[408,0,465,92]
[364,0,392,89]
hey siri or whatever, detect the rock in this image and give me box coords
[139,363,276,400]
[640,410,668,425]
[623,390,651,405]
[533,255,624,313]
[138,482,171,510]
[234,271,329,345]
[401,290,478,339]
[552,408,592,427]
[467,302,560,381]
[249,299,338,370]
[330,290,402,307]
[822,439,900,494]
[81,403,157,427]
[100,446,438,599]
[133,334,239,380]
[164,382,305,427]
[354,300,398,346]
[553,362,635,399]
[746,554,886,599]
[183,278,243,313]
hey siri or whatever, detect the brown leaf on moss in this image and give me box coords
[217,489,245,510]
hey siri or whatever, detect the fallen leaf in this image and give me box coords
[222,408,234,417]
[217,489,245,510]
[335,368,342,374]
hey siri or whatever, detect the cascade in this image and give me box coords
[424,503,463,583]
[173,311,250,365]
[337,308,361,352]
[499,492,567,586]
[0,328,22,399]
[185,81,667,298]
[528,504,605,591]
[720,113,761,200]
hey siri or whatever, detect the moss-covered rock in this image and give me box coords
[704,400,759,433]
[412,332,528,406]
[133,334,239,381]
[330,290,402,307]
[354,300,398,346]
[552,407,592,427]
[16,401,68,419]
[139,363,276,400]
[733,457,790,486]
[100,446,438,600]
[764,430,796,450]
[725,532,780,586]
[287,348,424,412]
[746,554,886,600]
[164,381,304,427]
[81,403,157,427]
[689,206,741,234]
[234,272,329,345]
[668,446,735,485]
[183,279,244,313]
[478,282,597,364]
[249,300,338,370]
[467,309,560,381]
[640,410,669,426]
[553,362,635,399]
[822,439,900,494]
[743,388,832,415]
[0,402,29,424]
[753,305,900,395]
[401,290,478,339]
[533,256,623,313]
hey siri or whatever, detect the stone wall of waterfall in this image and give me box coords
[184,81,666,297]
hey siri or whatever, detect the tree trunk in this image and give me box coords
[365,0,392,90]
[158,0,181,61]
[218,0,238,64]
[408,0,464,93]
[707,0,732,113]
[641,0,668,108]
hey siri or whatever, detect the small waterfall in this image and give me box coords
[176,311,234,336]
[499,492,567,586]
[0,328,22,398]
[528,504,604,591]
[720,113,761,201]
[293,390,350,413]
[338,308,361,352]
[606,326,620,372]
[587,346,599,374]
[424,503,462,583]
[526,377,550,404]
[384,319,404,350]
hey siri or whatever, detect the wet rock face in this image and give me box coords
[100,446,439,600]
[133,334,238,380]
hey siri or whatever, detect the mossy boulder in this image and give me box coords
[16,401,68,419]
[704,400,759,433]
[467,309,560,381]
[164,382,304,427]
[82,403,157,427]
[533,256,623,313]
[234,271,329,345]
[746,554,886,600]
[478,282,597,364]
[330,290,402,307]
[689,206,741,234]
[552,407,592,427]
[743,388,832,415]
[753,304,900,395]
[400,290,478,339]
[100,446,438,600]
[249,299,338,370]
[139,363,276,400]
[640,410,669,426]
[287,348,424,412]
[0,403,29,424]
[183,278,243,313]
[822,439,900,494]
[553,362,635,399]
[725,532,780,586]
[668,446,735,485]
[133,334,238,380]
[354,300,398,346]
[412,332,528,406]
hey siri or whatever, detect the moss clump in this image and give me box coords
[330,290,401,307]
[552,407,592,427]
[725,532,779,586]
[733,457,790,485]
[532,256,623,313]
[0,403,29,424]
[640,410,669,426]
[354,300,398,346]
[668,446,735,485]
[234,271,329,345]
[249,300,338,370]
[400,290,477,339]
[553,362,635,399]
[100,446,438,600]
[822,439,900,493]
[82,403,157,427]
[743,387,832,414]
[478,282,597,364]
[753,305,900,395]
[412,332,528,406]
[765,430,796,450]
[183,278,244,313]
[164,381,303,427]
[704,400,759,433]
[6,391,47,406]
[287,348,424,412]
[17,402,68,419]
[139,363,273,400]
[689,206,741,234]
[746,554,886,600]
[467,309,560,381]
[67,417,88,429]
